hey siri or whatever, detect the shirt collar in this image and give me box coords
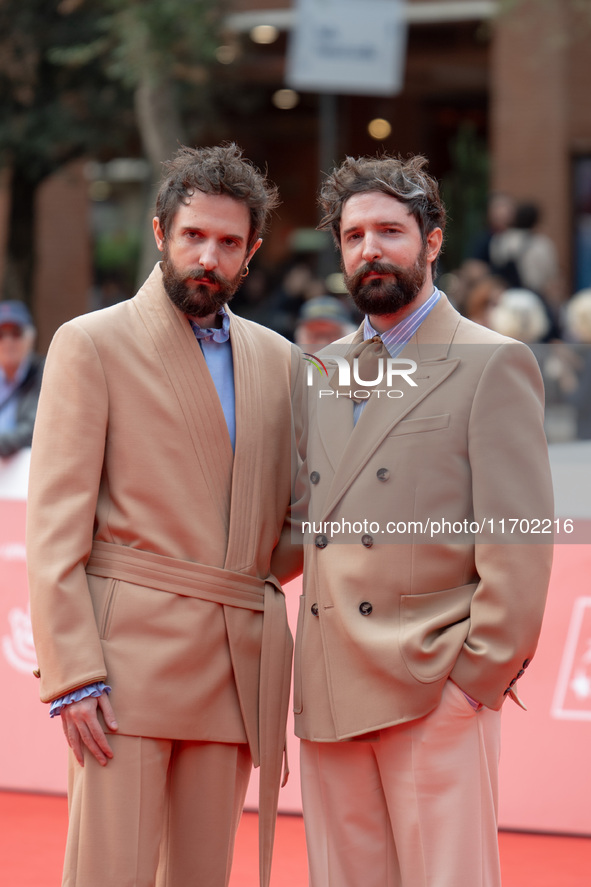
[188,307,231,343]
[363,289,441,358]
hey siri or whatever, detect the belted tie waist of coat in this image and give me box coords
[86,540,293,887]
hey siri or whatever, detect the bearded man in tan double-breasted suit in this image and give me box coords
[294,155,554,887]
[27,144,303,887]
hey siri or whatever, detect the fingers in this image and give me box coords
[61,705,88,767]
[60,712,82,763]
[97,692,119,732]
[60,694,115,767]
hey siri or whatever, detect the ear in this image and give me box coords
[426,227,443,265]
[246,237,263,266]
[153,217,165,253]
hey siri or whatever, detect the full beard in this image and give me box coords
[161,256,242,317]
[343,243,428,317]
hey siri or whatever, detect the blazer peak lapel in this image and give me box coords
[319,355,460,520]
[315,301,463,522]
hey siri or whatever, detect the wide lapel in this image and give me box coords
[223,310,266,571]
[314,328,361,472]
[133,265,234,529]
[320,296,462,520]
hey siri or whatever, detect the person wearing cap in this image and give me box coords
[294,295,356,351]
[0,300,44,457]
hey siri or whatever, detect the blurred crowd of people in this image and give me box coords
[1,188,591,458]
[231,256,358,349]
[231,189,591,444]
[439,192,591,442]
[443,191,563,338]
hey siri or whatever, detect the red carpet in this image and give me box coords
[2,790,591,886]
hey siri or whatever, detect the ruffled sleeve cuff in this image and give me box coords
[49,682,112,717]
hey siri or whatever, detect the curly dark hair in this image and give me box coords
[155,143,280,251]
[318,153,446,248]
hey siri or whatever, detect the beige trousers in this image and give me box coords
[63,734,252,887]
[300,680,502,887]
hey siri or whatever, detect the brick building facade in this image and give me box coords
[1,0,590,347]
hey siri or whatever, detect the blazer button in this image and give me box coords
[311,603,319,616]
[522,659,531,669]
[310,471,320,485]
[361,534,373,548]
[359,601,373,616]
[376,468,390,482]
[517,669,525,679]
[315,534,328,549]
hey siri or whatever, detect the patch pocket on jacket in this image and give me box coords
[98,578,120,640]
[398,583,476,682]
[388,413,450,436]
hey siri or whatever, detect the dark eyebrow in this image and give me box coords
[180,226,246,243]
[342,219,407,237]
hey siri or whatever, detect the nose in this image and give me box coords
[198,238,219,271]
[361,232,382,262]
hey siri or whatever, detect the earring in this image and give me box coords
[241,266,250,279]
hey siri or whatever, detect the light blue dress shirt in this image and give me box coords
[189,308,236,450]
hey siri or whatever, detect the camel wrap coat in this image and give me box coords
[294,294,554,742]
[27,264,303,885]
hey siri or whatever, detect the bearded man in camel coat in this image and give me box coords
[294,154,554,887]
[27,144,303,887]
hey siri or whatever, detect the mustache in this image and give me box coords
[184,269,223,285]
[349,261,406,286]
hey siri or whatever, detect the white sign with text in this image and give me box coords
[286,0,407,95]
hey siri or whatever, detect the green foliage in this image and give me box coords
[0,0,227,302]
[440,123,489,273]
[0,0,226,182]
[94,225,141,288]
[104,0,225,87]
[0,0,133,181]
[47,0,226,89]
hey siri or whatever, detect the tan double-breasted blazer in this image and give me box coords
[294,294,554,742]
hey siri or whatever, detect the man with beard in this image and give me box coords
[294,154,554,887]
[27,144,303,887]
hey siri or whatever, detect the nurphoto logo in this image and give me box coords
[303,352,418,400]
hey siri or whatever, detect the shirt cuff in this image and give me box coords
[49,682,112,717]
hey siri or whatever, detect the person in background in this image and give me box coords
[489,201,563,326]
[294,294,355,350]
[466,190,516,268]
[451,272,507,329]
[488,287,551,344]
[0,300,43,457]
[558,289,591,439]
